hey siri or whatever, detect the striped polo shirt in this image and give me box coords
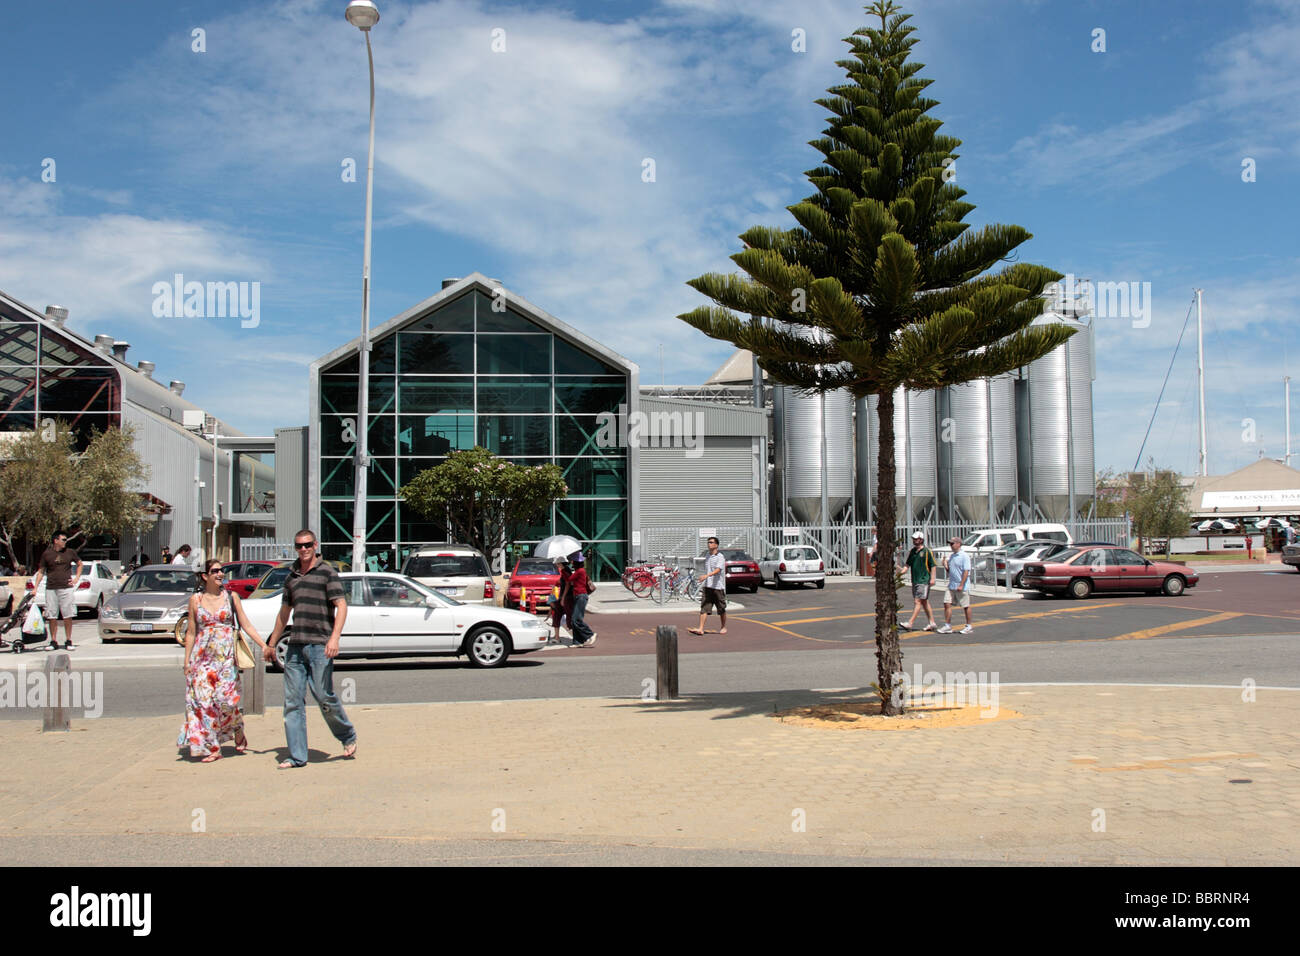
[283,560,345,644]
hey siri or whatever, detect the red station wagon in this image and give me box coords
[1020,545,1198,599]
[506,557,562,611]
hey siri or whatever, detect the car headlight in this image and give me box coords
[100,604,123,620]
[161,606,187,622]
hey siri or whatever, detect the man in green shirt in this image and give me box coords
[898,531,937,632]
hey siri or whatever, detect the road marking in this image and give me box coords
[774,598,1020,626]
[733,606,832,616]
[1108,611,1244,641]
[726,616,853,644]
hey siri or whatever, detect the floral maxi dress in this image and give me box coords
[177,593,244,757]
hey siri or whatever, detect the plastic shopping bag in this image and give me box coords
[22,604,45,636]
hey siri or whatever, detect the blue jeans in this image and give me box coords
[282,643,356,766]
[570,593,594,643]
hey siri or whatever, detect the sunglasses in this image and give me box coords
[294,542,316,549]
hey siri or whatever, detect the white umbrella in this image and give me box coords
[1197,520,1216,532]
[533,535,582,560]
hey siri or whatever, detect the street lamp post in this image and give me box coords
[346,0,380,573]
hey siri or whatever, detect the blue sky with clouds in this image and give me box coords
[2,0,1297,475]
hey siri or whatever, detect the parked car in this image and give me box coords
[98,564,196,642]
[999,541,1073,588]
[402,544,496,605]
[506,557,561,610]
[1281,543,1300,570]
[719,549,761,593]
[1020,545,1198,598]
[759,545,825,589]
[30,560,122,617]
[246,562,296,600]
[1014,523,1073,544]
[222,560,282,599]
[0,581,11,618]
[239,572,550,670]
[961,528,1027,555]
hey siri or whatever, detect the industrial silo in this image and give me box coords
[774,385,854,523]
[1016,315,1095,520]
[943,376,1018,523]
[858,388,937,521]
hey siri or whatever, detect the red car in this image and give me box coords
[222,561,282,599]
[1020,545,1198,599]
[719,549,761,593]
[506,557,562,611]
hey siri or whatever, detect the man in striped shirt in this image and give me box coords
[264,529,357,769]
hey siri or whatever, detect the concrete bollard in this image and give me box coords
[245,653,266,716]
[655,624,678,700]
[42,652,71,732]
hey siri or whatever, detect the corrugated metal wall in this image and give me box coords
[275,426,308,540]
[640,437,756,527]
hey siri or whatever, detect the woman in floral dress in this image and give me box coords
[178,558,269,762]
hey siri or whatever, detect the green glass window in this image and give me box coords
[320,414,394,457]
[398,378,474,415]
[476,306,546,333]
[477,376,550,414]
[398,456,445,486]
[398,502,447,543]
[556,499,626,542]
[407,293,476,332]
[370,336,396,375]
[475,334,550,376]
[555,337,621,375]
[477,415,551,456]
[399,415,474,455]
[554,379,627,415]
[321,500,395,544]
[321,374,357,414]
[369,377,395,413]
[557,457,627,497]
[556,416,609,456]
[397,332,475,375]
[320,458,354,498]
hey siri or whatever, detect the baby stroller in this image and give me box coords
[0,592,44,653]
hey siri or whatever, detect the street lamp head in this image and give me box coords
[345,0,380,30]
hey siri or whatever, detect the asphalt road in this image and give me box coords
[2,566,1295,719]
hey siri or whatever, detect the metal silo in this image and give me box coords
[859,388,937,521]
[945,376,1017,523]
[774,385,853,523]
[1017,314,1096,520]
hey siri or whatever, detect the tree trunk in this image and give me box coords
[874,387,904,715]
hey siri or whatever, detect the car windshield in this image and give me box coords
[721,550,752,561]
[784,548,819,560]
[259,566,292,589]
[1051,548,1081,563]
[123,569,196,593]
[515,559,559,576]
[404,555,490,577]
[961,533,982,546]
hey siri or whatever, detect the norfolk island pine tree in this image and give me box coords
[678,1,1077,714]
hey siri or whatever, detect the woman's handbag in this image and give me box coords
[229,596,256,670]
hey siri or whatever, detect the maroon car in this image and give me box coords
[1020,545,1198,599]
[507,557,562,611]
[719,549,761,593]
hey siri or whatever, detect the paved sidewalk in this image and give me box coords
[1,684,1295,864]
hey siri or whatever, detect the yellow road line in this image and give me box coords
[727,616,851,644]
[734,606,832,616]
[1108,611,1244,641]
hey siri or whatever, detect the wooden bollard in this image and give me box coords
[655,624,678,700]
[245,652,266,716]
[43,652,71,732]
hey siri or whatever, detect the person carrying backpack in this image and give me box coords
[898,531,938,632]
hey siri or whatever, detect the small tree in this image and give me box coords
[0,423,151,568]
[400,446,568,570]
[1128,466,1190,556]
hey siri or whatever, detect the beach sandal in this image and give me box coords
[201,751,221,763]
[235,734,248,754]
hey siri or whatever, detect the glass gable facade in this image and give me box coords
[316,290,630,578]
[0,301,122,449]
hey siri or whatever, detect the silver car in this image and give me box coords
[98,564,195,642]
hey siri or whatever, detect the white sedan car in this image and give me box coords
[31,561,122,617]
[758,545,826,589]
[239,572,551,670]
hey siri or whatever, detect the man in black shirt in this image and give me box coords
[264,530,357,769]
[32,531,83,651]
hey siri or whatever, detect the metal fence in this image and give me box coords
[240,541,296,561]
[638,517,1132,576]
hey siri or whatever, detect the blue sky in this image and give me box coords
[1,0,1297,476]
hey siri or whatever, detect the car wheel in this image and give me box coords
[816,579,825,589]
[270,639,288,673]
[91,595,103,619]
[1069,577,1093,599]
[173,619,188,646]
[1012,572,1024,589]
[1161,574,1186,597]
[750,584,759,593]
[465,625,511,668]
[774,573,783,590]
